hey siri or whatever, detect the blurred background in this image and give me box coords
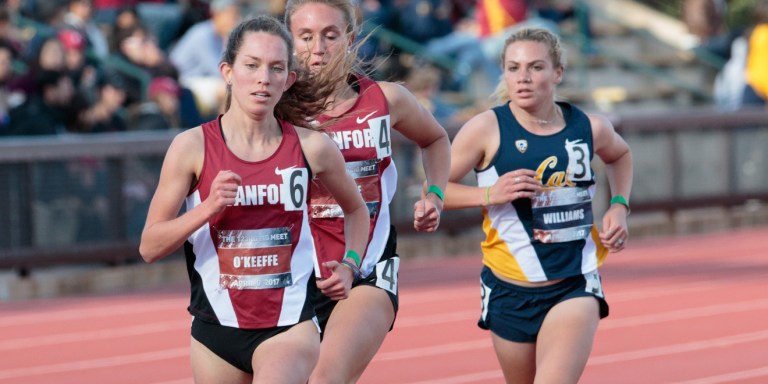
[1,0,767,300]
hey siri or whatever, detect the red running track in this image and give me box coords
[1,226,767,383]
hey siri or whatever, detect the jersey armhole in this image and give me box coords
[474,107,503,173]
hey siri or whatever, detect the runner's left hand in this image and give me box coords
[316,261,354,300]
[414,191,442,232]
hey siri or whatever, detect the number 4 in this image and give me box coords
[375,257,399,294]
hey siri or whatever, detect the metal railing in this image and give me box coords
[1,107,767,272]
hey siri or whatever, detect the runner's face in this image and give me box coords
[503,41,562,109]
[222,32,296,116]
[288,2,350,75]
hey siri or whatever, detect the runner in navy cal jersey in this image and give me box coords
[139,15,369,384]
[443,28,633,384]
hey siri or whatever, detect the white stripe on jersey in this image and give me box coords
[580,184,600,275]
[186,191,239,327]
[278,208,315,326]
[477,167,547,281]
[360,160,398,278]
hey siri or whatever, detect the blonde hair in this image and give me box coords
[282,0,378,125]
[491,28,566,104]
[284,0,359,36]
[283,0,371,79]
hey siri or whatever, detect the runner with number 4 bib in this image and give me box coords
[285,1,451,382]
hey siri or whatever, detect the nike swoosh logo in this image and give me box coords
[275,165,297,174]
[356,110,377,124]
[565,138,583,146]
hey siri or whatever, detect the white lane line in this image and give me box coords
[396,310,477,328]
[373,339,490,362]
[672,366,768,384]
[400,287,478,304]
[368,330,768,368]
[0,298,186,326]
[7,294,765,351]
[600,298,768,330]
[0,320,187,351]
[608,280,729,302]
[149,379,194,384]
[588,329,768,366]
[405,370,504,384]
[0,348,189,379]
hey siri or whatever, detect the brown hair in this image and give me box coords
[492,28,566,103]
[221,15,345,128]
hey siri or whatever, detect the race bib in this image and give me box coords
[368,115,392,159]
[374,256,399,295]
[584,270,604,298]
[531,187,593,243]
[216,227,293,290]
[276,167,308,211]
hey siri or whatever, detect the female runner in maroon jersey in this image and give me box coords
[139,15,369,383]
[285,1,452,382]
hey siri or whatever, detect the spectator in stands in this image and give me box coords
[0,39,20,132]
[0,5,24,53]
[404,64,460,129]
[4,70,75,136]
[109,4,141,52]
[169,0,243,119]
[63,0,110,59]
[146,76,182,128]
[18,0,69,40]
[682,0,739,61]
[531,0,594,53]
[112,24,176,106]
[127,76,183,130]
[58,28,99,100]
[391,0,502,97]
[75,72,127,133]
[8,35,67,103]
[742,0,768,107]
[391,0,454,44]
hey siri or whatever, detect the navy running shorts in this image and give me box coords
[478,266,609,343]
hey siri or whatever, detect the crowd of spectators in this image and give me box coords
[0,0,593,138]
[0,0,250,137]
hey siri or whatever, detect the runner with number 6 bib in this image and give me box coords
[139,15,369,383]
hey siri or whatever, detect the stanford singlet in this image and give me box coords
[476,102,608,282]
[184,117,316,329]
[309,76,397,279]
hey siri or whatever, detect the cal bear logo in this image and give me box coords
[515,139,528,153]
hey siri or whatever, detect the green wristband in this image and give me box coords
[427,184,444,201]
[610,195,630,213]
[345,249,361,266]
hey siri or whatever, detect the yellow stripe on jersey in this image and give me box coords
[480,208,529,281]
[591,226,609,267]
